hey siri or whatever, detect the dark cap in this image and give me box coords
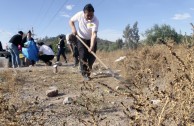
[59,35,63,39]
[28,30,31,34]
[37,42,44,46]
[18,31,23,35]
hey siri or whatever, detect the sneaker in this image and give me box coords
[46,61,52,66]
[83,75,90,81]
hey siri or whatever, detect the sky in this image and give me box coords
[0,0,194,48]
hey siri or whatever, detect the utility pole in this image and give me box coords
[190,23,194,36]
[184,32,188,44]
[31,27,38,41]
[31,27,35,37]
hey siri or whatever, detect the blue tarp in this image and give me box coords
[22,41,39,62]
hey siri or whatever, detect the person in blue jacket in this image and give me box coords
[22,30,39,66]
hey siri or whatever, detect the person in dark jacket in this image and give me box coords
[56,35,67,63]
[66,34,79,67]
[8,31,24,68]
[0,41,3,51]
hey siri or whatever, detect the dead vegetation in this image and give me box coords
[0,42,194,125]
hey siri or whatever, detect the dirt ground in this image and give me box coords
[0,43,194,126]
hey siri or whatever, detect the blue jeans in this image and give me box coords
[8,43,20,68]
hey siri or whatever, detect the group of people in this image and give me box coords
[7,3,99,81]
[7,30,55,68]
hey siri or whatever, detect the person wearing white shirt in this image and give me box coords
[69,3,99,81]
[37,42,54,66]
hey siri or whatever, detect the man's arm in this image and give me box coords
[69,20,77,35]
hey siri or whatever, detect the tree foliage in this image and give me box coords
[143,24,182,45]
[37,34,69,54]
[115,38,124,49]
[123,21,140,49]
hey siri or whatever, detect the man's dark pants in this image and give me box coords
[77,38,97,77]
[73,46,79,66]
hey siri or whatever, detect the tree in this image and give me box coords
[123,21,140,49]
[144,24,182,45]
[115,38,123,49]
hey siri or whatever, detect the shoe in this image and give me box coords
[83,75,90,81]
[46,61,52,66]
[49,62,52,66]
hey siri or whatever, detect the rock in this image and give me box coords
[151,99,161,105]
[48,103,54,106]
[111,102,115,105]
[115,86,122,90]
[46,86,58,97]
[92,72,97,76]
[104,89,112,93]
[55,62,62,66]
[63,97,73,104]
[53,65,58,73]
[115,56,126,62]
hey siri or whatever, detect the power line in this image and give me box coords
[40,0,69,36]
[37,0,56,30]
[33,0,46,25]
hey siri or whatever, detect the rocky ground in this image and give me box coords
[0,63,134,126]
[0,44,194,126]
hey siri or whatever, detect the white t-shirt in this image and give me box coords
[70,11,99,40]
[39,45,54,55]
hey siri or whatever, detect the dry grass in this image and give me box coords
[94,43,194,125]
[0,42,194,125]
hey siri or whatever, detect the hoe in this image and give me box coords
[76,35,125,81]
